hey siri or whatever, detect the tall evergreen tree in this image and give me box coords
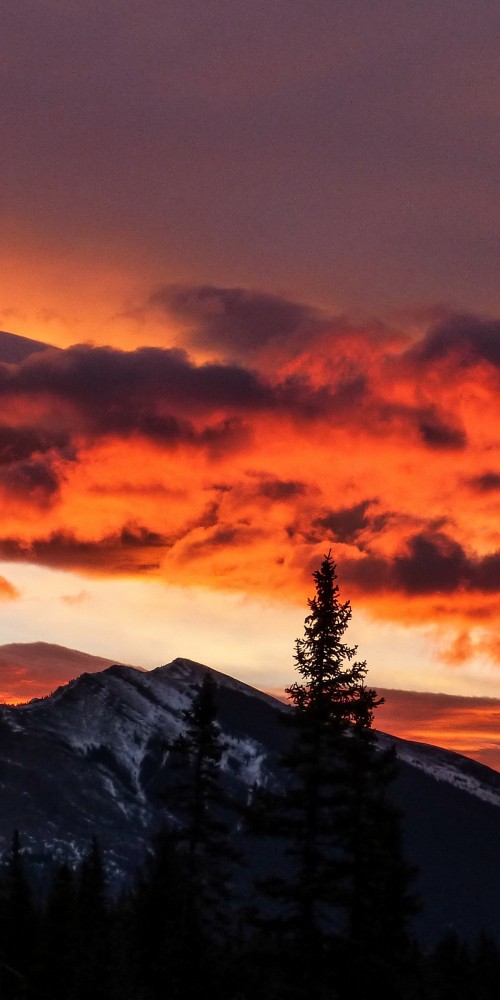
[251,553,417,998]
[336,688,419,997]
[167,670,240,944]
[127,672,243,998]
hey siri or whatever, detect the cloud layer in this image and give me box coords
[0,299,498,676]
[376,689,500,773]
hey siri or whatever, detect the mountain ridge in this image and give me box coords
[1,645,500,942]
[0,330,56,363]
[5,644,500,805]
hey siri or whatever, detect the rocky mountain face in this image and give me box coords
[1,655,500,944]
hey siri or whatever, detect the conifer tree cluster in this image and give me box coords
[0,555,498,999]
[1,828,499,1000]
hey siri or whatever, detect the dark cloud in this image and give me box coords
[473,552,500,593]
[150,284,327,357]
[0,524,168,575]
[273,372,370,424]
[339,554,393,593]
[117,525,165,549]
[394,532,468,595]
[359,393,470,450]
[0,501,261,575]
[314,500,374,544]
[409,314,500,369]
[0,346,274,458]
[0,343,374,457]
[183,522,260,557]
[0,424,71,504]
[257,478,308,502]
[187,500,221,532]
[0,344,274,414]
[341,531,500,598]
[200,526,242,549]
[0,458,61,502]
[418,411,467,450]
[0,326,475,470]
[468,471,500,493]
[198,418,251,454]
[0,424,70,465]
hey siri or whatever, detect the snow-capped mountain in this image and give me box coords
[0,652,500,944]
[0,657,285,883]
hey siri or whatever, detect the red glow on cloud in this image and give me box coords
[0,301,498,697]
[0,643,129,704]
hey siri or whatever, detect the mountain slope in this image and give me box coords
[0,330,56,363]
[0,658,284,883]
[0,655,499,943]
[0,641,135,703]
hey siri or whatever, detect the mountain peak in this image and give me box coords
[155,657,287,708]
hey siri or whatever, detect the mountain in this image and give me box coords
[1,653,500,945]
[0,657,283,883]
[0,330,56,363]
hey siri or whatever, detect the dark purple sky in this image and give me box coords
[2,0,500,322]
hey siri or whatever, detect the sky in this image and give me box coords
[1,1,500,765]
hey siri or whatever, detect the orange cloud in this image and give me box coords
[0,576,20,600]
[0,303,498,667]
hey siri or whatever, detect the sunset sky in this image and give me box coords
[1,1,500,766]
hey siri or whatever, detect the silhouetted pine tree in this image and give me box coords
[167,671,241,945]
[250,553,418,999]
[335,685,419,997]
